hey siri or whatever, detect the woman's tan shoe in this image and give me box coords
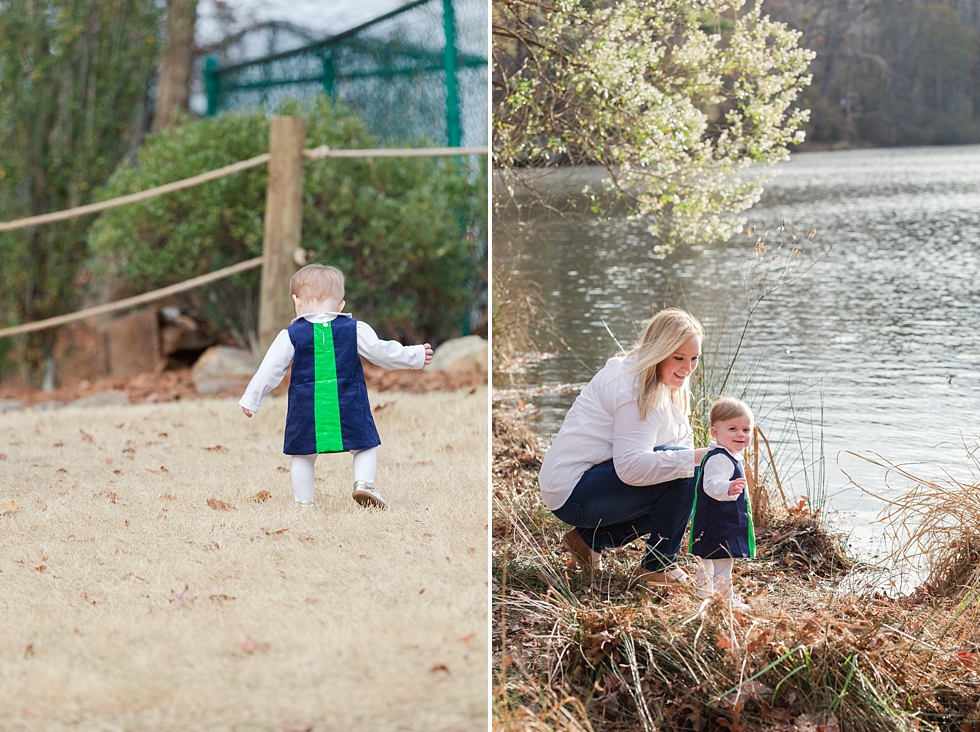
[561,529,601,571]
[634,565,692,588]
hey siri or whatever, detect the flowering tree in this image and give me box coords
[494,0,815,254]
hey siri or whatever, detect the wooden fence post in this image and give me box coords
[258,116,306,354]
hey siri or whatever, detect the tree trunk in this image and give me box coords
[152,0,198,132]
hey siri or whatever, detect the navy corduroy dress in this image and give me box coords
[282,315,380,456]
[688,446,755,559]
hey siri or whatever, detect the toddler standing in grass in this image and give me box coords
[689,396,756,610]
[240,264,432,508]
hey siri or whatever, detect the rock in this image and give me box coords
[104,309,160,377]
[0,399,23,413]
[32,401,63,411]
[191,346,259,395]
[69,390,131,408]
[426,336,488,374]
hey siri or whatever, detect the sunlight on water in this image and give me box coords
[499,145,980,560]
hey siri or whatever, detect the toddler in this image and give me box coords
[240,264,432,508]
[688,396,756,610]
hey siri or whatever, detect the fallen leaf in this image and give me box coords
[458,634,474,644]
[282,724,313,732]
[276,466,289,473]
[105,492,118,503]
[207,498,233,511]
[162,494,177,501]
[79,593,104,605]
[419,589,426,595]
[238,636,269,654]
[373,401,395,414]
[56,468,67,473]
[430,664,450,674]
[79,430,93,442]
[262,527,289,536]
[957,650,979,670]
[113,469,123,475]
[170,586,196,608]
[0,454,6,459]
[34,565,45,572]
[204,445,228,453]
[53,441,63,448]
[209,594,235,601]
[249,490,272,503]
[24,644,34,658]
[0,501,19,516]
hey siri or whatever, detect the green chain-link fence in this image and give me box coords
[204,0,487,148]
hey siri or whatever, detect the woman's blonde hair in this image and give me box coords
[290,264,345,301]
[623,308,703,419]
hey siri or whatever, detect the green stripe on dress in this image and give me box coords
[746,489,756,558]
[313,321,344,453]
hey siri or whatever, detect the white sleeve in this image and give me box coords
[702,453,739,501]
[356,320,425,370]
[239,329,294,413]
[611,386,696,486]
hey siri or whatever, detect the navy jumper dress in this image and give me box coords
[688,446,755,559]
[282,316,380,456]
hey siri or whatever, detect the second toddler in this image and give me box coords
[240,264,432,508]
[688,396,756,610]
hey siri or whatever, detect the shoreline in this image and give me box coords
[492,407,980,730]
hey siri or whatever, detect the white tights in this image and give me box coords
[290,447,378,502]
[695,558,734,600]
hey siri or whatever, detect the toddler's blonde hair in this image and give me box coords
[290,264,345,301]
[622,308,703,419]
[709,396,754,427]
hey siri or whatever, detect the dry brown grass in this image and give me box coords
[0,388,488,732]
[493,410,980,732]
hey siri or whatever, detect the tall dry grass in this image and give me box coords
[493,413,980,732]
[0,388,488,731]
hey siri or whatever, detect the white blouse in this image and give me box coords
[700,444,744,502]
[239,312,426,414]
[538,355,696,511]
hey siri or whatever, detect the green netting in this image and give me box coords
[204,0,487,148]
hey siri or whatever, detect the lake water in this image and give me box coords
[497,145,980,560]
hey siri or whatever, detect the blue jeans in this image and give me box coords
[552,459,696,572]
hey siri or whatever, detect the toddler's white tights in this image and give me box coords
[290,447,378,502]
[695,557,734,600]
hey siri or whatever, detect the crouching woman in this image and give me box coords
[538,308,707,586]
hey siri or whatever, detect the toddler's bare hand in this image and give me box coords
[423,343,433,365]
[728,478,746,497]
[242,407,253,418]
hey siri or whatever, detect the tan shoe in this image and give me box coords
[634,565,692,588]
[561,529,601,571]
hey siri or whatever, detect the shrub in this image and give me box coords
[87,95,485,347]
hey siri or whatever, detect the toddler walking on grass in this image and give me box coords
[240,264,432,508]
[689,396,756,610]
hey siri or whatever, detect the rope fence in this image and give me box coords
[0,144,488,340]
[0,145,487,235]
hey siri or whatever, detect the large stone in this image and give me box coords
[104,309,161,377]
[69,390,131,408]
[191,346,259,395]
[426,336,488,374]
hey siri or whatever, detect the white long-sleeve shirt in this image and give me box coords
[239,312,426,414]
[700,443,744,502]
[538,355,696,511]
